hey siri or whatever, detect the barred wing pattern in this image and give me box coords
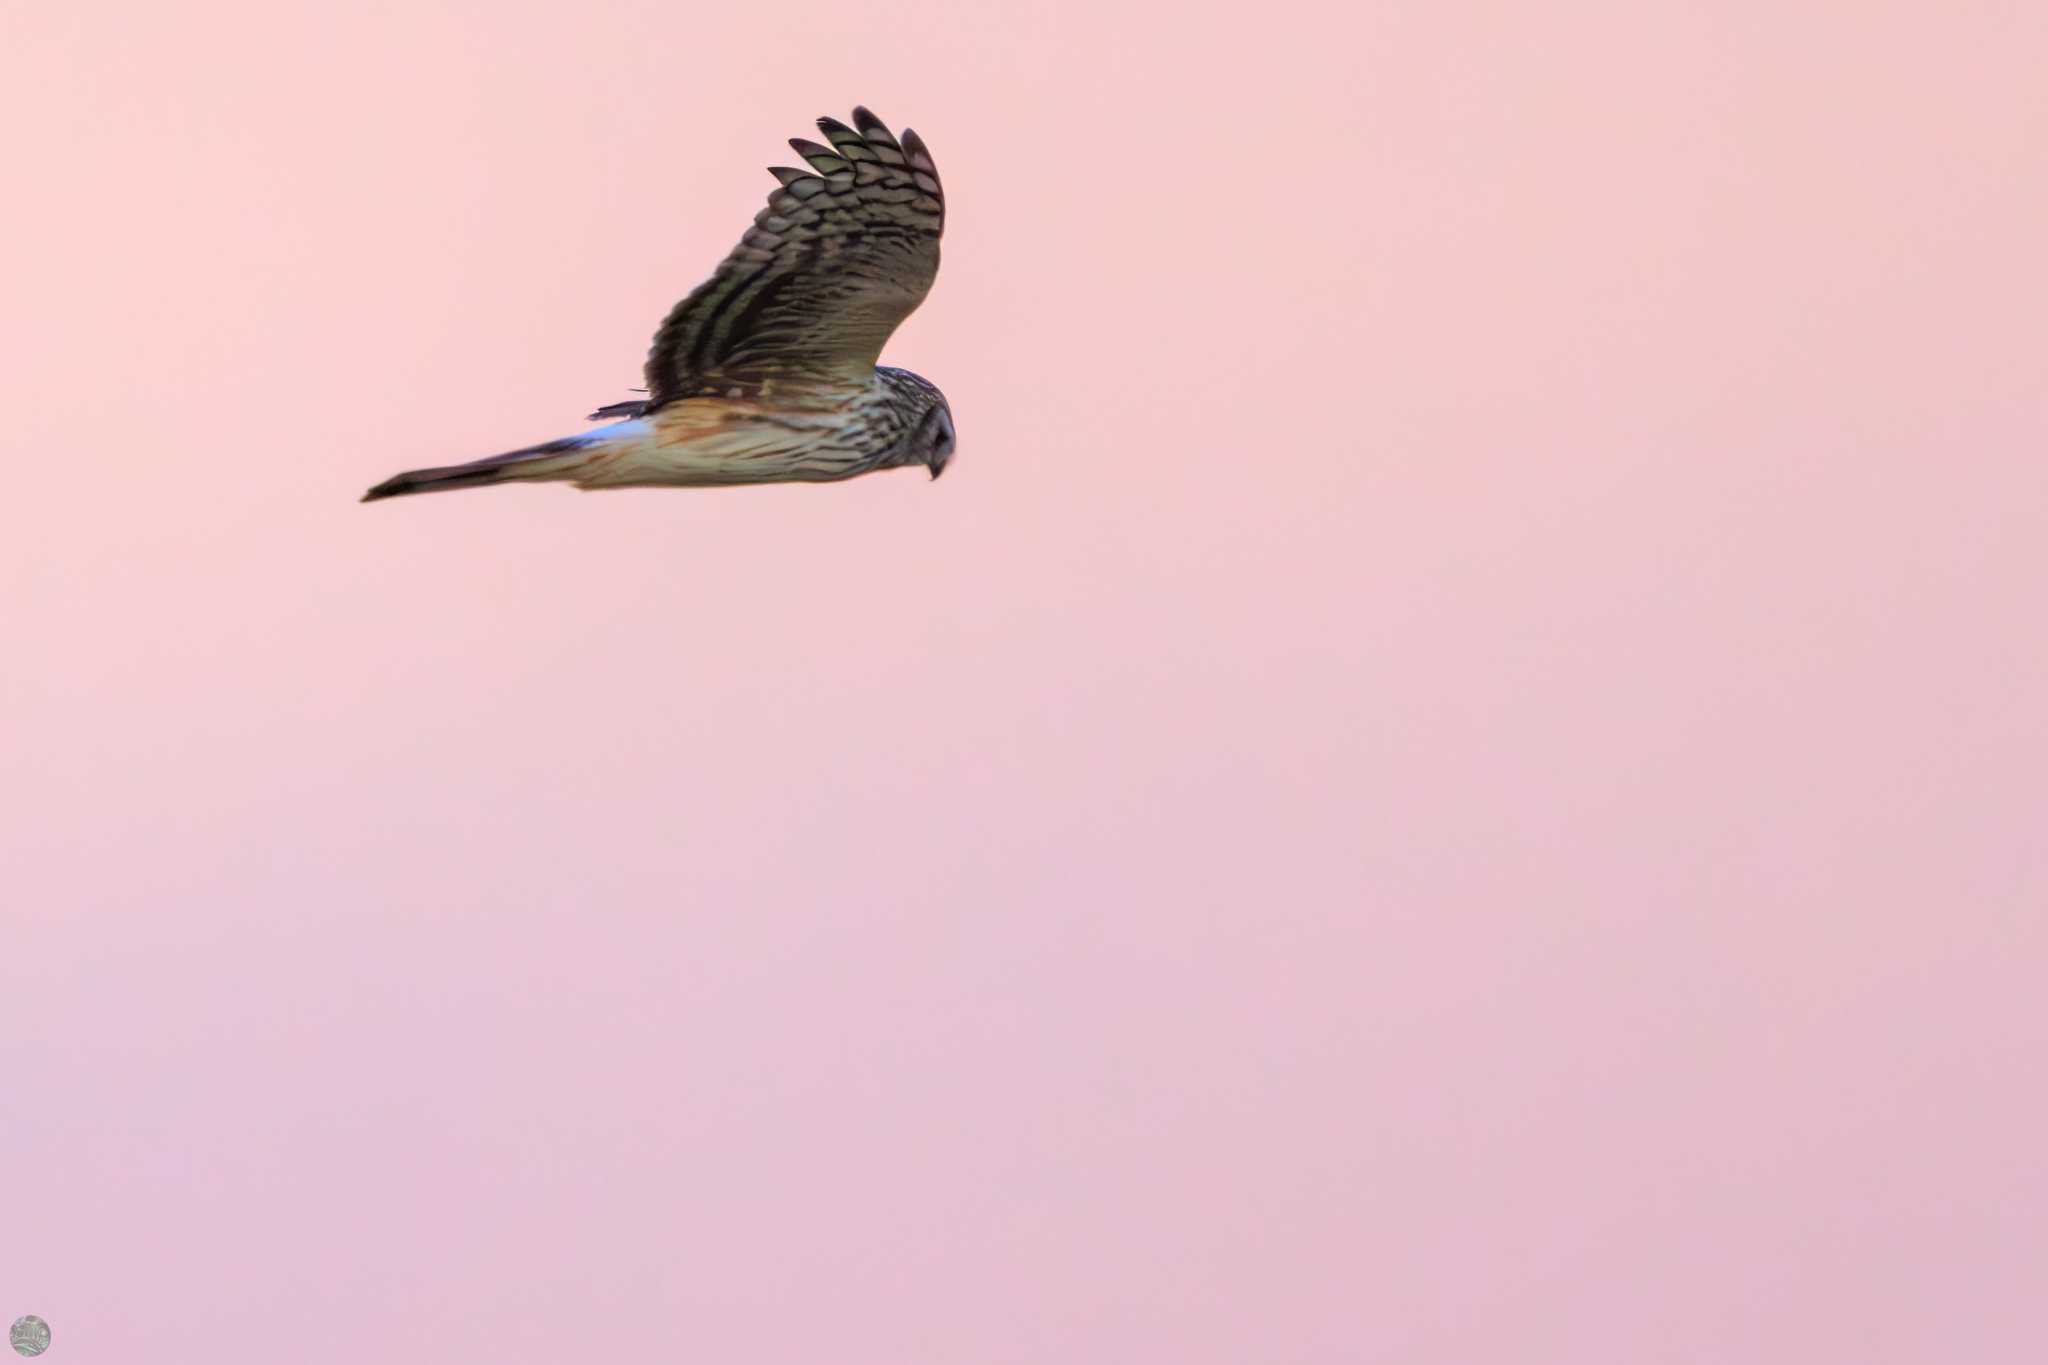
[642,107,944,410]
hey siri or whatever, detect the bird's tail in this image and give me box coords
[361,433,607,502]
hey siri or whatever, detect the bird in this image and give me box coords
[362,106,951,503]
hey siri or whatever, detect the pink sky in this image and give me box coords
[3,1,2045,1360]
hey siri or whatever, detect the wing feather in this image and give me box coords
[642,106,945,409]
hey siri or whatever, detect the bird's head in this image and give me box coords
[879,366,955,479]
[916,399,957,479]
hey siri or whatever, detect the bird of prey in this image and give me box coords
[362,106,951,502]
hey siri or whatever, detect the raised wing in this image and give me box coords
[642,106,944,410]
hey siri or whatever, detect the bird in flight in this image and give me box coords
[363,106,951,502]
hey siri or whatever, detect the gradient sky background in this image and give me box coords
[4,1,2045,1361]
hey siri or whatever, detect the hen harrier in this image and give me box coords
[363,106,950,502]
